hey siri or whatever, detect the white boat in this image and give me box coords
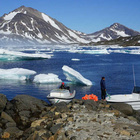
[47,89,76,104]
[106,86,140,110]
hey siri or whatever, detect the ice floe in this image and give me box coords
[71,58,80,61]
[33,73,62,84]
[69,49,109,54]
[0,68,36,80]
[0,49,52,61]
[62,65,92,86]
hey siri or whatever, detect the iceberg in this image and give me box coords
[0,68,36,80]
[62,65,92,86]
[33,73,62,84]
[0,49,52,61]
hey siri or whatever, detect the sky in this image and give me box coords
[0,0,140,34]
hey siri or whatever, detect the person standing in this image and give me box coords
[100,77,106,100]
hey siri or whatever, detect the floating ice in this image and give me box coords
[33,73,62,84]
[69,49,109,54]
[62,65,92,86]
[0,49,52,61]
[71,58,80,61]
[0,68,36,80]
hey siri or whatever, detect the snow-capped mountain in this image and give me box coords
[0,6,140,45]
[87,23,140,42]
[0,6,89,45]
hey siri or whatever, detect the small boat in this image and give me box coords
[106,86,140,110]
[47,89,76,104]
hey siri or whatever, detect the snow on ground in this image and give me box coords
[0,49,52,60]
[0,68,36,80]
[33,73,62,84]
[62,65,92,86]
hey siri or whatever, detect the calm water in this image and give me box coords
[0,46,140,103]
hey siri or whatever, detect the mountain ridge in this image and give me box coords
[86,23,140,42]
[0,6,140,45]
[0,6,89,45]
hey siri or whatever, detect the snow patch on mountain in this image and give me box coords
[42,13,61,31]
[110,28,129,37]
[4,11,21,20]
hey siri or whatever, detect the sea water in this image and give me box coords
[0,45,140,103]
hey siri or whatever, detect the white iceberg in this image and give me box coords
[0,68,36,80]
[33,73,62,84]
[62,65,92,86]
[0,49,52,60]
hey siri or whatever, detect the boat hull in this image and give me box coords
[106,94,140,110]
[47,89,76,104]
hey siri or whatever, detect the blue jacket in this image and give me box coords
[100,79,106,90]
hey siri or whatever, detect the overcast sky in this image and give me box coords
[0,0,140,34]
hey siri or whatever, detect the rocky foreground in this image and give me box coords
[0,94,140,140]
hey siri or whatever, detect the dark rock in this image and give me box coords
[43,121,53,130]
[54,102,69,113]
[72,99,84,105]
[4,126,23,138]
[4,101,15,118]
[22,127,36,139]
[5,122,16,128]
[0,127,2,133]
[26,132,43,140]
[0,94,8,113]
[50,123,62,134]
[133,110,140,123]
[110,103,133,116]
[83,100,98,111]
[11,95,48,113]
[70,136,77,140]
[41,131,51,139]
[1,111,15,123]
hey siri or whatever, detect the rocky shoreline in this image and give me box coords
[0,94,140,140]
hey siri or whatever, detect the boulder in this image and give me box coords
[11,95,48,113]
[72,99,84,105]
[54,102,69,113]
[133,110,140,123]
[1,111,15,123]
[110,103,133,116]
[4,127,23,138]
[50,123,62,135]
[0,94,8,113]
[83,100,98,111]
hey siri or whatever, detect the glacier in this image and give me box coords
[0,68,36,80]
[0,49,52,61]
[33,73,62,84]
[62,65,92,86]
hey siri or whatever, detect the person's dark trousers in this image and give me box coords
[101,89,106,99]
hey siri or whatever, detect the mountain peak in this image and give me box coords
[0,6,89,45]
[87,22,140,42]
